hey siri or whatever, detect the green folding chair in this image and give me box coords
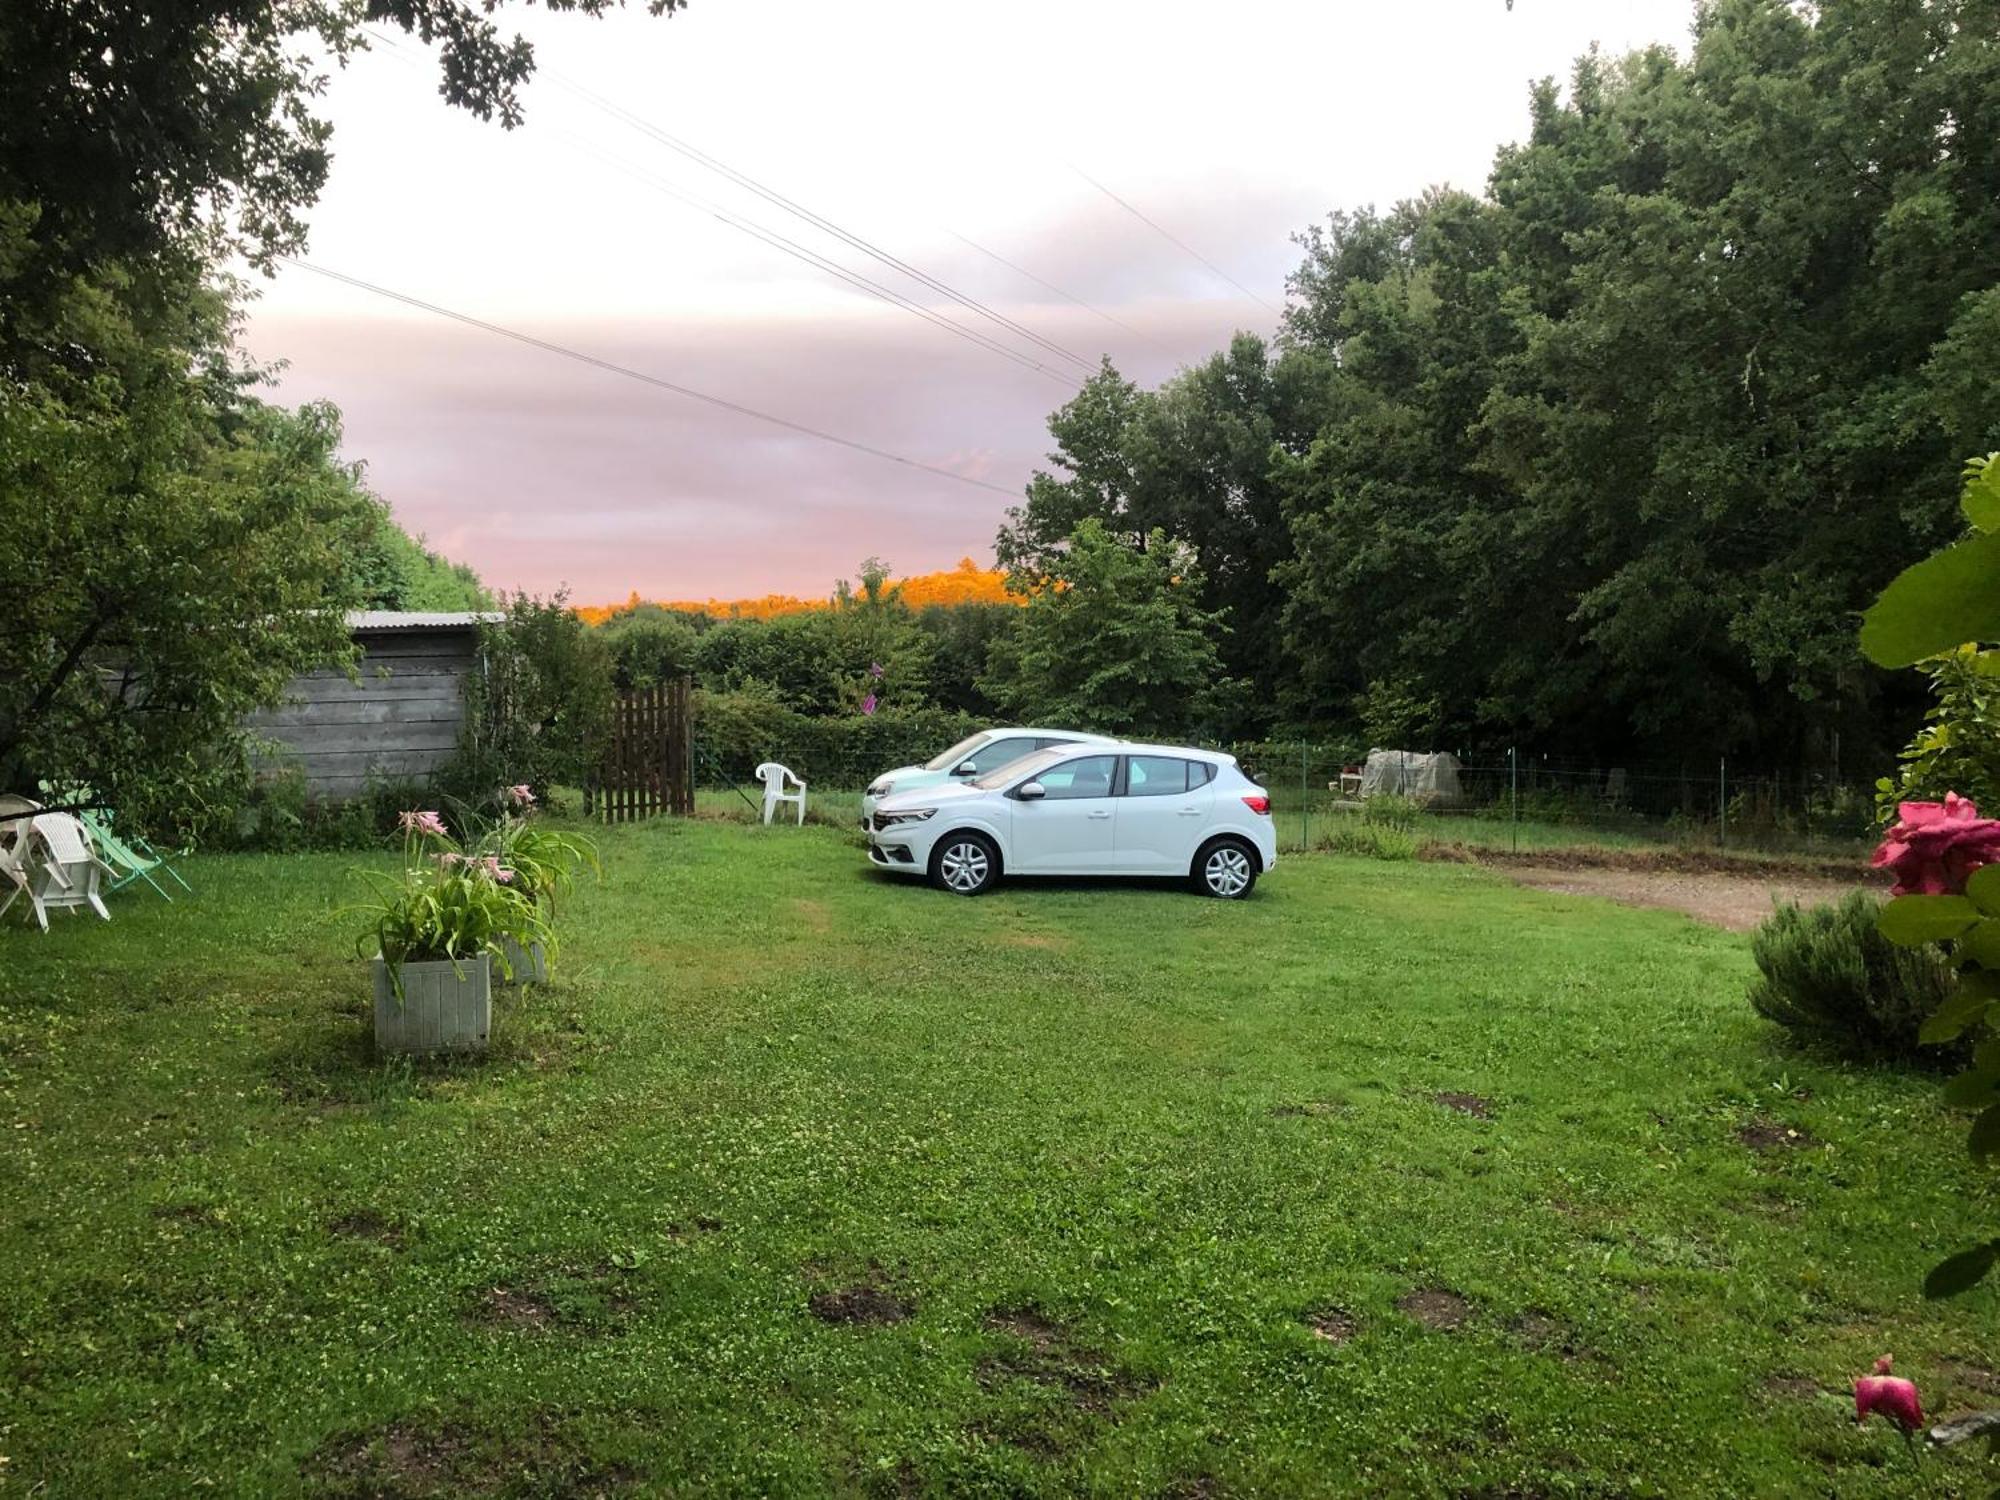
[37,783,192,901]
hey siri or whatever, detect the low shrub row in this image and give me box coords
[693,689,981,789]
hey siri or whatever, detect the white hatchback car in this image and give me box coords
[865,742,1277,898]
[859,727,1119,822]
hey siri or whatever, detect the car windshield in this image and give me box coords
[923,732,992,772]
[972,745,1066,790]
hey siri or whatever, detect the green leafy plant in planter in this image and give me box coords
[469,786,600,984]
[350,809,549,1052]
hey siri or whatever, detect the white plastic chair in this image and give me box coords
[754,762,806,826]
[13,812,113,929]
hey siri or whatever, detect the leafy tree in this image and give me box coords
[452,591,614,803]
[351,517,491,612]
[981,520,1235,737]
[997,341,1332,725]
[0,0,688,293]
[1265,0,2000,763]
[915,601,1018,716]
[827,558,933,713]
[596,602,704,691]
[0,257,364,830]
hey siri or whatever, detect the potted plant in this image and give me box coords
[475,785,599,987]
[352,810,548,1053]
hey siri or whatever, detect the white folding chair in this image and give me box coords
[15,812,113,929]
[0,795,38,925]
[753,762,807,826]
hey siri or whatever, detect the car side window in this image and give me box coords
[1034,755,1117,799]
[1190,761,1216,788]
[1124,756,1192,797]
[962,738,1030,773]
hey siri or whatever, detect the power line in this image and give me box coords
[547,72,1100,373]
[556,133,1081,388]
[949,231,1172,356]
[363,27,1085,388]
[1070,165,1281,315]
[283,259,1021,498]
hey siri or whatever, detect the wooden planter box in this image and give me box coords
[372,953,491,1054]
[497,936,547,987]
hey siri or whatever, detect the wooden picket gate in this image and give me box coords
[593,677,693,821]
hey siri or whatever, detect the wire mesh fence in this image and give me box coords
[1230,744,1879,859]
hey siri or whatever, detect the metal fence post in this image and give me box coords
[1301,742,1310,853]
[1509,745,1519,854]
[1719,755,1728,850]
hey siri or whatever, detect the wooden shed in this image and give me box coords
[247,612,493,799]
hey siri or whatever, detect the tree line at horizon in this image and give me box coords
[585,0,1998,776]
[4,0,1995,832]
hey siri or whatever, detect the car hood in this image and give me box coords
[869,763,926,789]
[875,779,986,813]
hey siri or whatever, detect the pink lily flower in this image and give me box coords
[1854,1355,1923,1432]
[506,784,536,808]
[399,810,448,838]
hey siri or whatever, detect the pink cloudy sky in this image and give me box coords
[243,0,1699,605]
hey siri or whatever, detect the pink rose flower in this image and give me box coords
[1871,793,2000,896]
[1854,1354,1923,1431]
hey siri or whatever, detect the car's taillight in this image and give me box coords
[1242,794,1271,815]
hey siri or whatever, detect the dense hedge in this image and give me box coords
[694,689,982,789]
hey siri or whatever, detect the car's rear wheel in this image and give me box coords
[1192,836,1258,899]
[930,831,999,895]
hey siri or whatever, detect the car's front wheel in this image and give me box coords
[1192,837,1258,899]
[930,831,1000,895]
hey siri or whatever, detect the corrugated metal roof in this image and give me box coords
[347,611,500,633]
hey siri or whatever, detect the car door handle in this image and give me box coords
[1176,807,1203,816]
[1087,810,1111,820]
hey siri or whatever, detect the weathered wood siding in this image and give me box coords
[248,628,477,799]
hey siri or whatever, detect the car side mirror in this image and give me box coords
[952,761,978,776]
[1016,781,1046,800]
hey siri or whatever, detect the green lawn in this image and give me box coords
[1,814,1991,1496]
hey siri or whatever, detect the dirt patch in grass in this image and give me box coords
[1738,1117,1821,1153]
[1434,1091,1495,1119]
[474,1286,558,1332]
[1397,1288,1474,1331]
[1725,1189,1803,1222]
[1304,1306,1359,1343]
[152,1201,219,1227]
[1506,1310,1605,1368]
[304,1414,638,1498]
[1000,931,1072,951]
[810,1283,913,1326]
[790,898,833,933]
[1471,855,1864,933]
[977,1304,1156,1414]
[1761,1373,1825,1401]
[1940,1359,2000,1397]
[327,1209,405,1248]
[1431,843,1867,882]
[806,1264,913,1327]
[665,1214,725,1238]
